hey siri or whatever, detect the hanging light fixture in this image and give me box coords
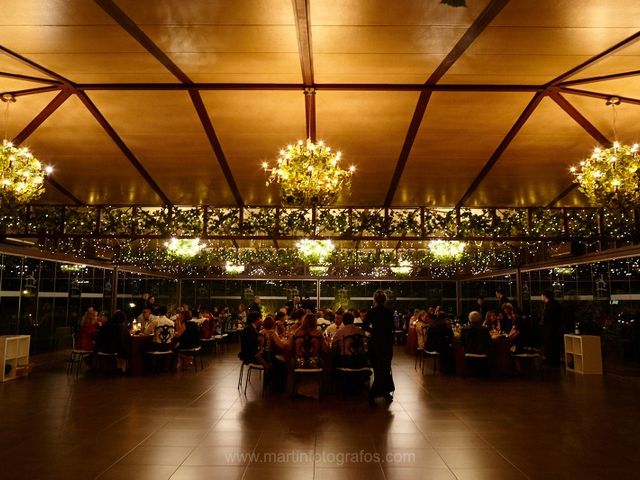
[570,97,640,209]
[391,259,413,276]
[296,239,335,264]
[0,94,52,204]
[429,240,466,262]
[225,261,245,275]
[165,238,204,258]
[263,139,355,206]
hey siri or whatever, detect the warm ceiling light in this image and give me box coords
[264,139,355,206]
[165,238,204,258]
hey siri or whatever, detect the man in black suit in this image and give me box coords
[238,312,262,365]
[541,289,563,366]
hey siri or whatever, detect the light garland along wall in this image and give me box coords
[0,251,172,355]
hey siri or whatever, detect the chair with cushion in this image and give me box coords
[199,319,216,355]
[145,325,176,373]
[511,347,543,378]
[419,328,440,375]
[291,334,323,398]
[335,333,371,393]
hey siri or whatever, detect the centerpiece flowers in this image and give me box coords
[263,139,355,206]
[570,142,640,209]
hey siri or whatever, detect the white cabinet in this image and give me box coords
[0,335,31,382]
[564,334,602,374]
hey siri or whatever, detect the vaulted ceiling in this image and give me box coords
[1,0,639,209]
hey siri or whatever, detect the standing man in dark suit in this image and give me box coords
[541,289,563,366]
[238,312,262,365]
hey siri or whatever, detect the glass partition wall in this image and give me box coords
[0,252,169,354]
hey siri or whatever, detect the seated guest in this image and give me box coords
[144,306,175,347]
[77,307,100,351]
[415,310,430,350]
[238,311,262,365]
[509,308,540,353]
[287,308,306,335]
[317,310,332,331]
[94,310,131,372]
[274,310,288,337]
[291,313,327,398]
[426,312,455,373]
[355,308,367,326]
[323,311,341,342]
[174,310,191,338]
[136,307,154,332]
[483,310,501,334]
[331,312,367,365]
[461,311,492,356]
[259,316,288,391]
[174,319,201,368]
[498,303,516,334]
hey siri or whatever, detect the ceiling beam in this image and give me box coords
[189,90,244,205]
[76,92,172,205]
[0,71,63,85]
[73,82,543,93]
[94,0,244,207]
[292,0,314,85]
[455,91,546,208]
[546,30,640,86]
[559,69,640,87]
[559,87,640,107]
[0,45,175,206]
[10,89,83,204]
[4,85,63,98]
[12,90,71,145]
[44,176,85,205]
[0,46,74,85]
[384,0,511,207]
[546,184,577,208]
[292,0,316,141]
[549,91,611,146]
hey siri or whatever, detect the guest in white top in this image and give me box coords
[331,312,365,349]
[144,306,175,344]
[324,311,343,340]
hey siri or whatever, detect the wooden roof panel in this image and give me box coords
[22,95,162,204]
[87,90,236,205]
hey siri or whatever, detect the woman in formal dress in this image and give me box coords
[365,290,395,405]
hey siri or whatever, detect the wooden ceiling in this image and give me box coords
[1,0,639,209]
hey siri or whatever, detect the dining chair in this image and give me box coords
[67,333,93,378]
[145,325,176,373]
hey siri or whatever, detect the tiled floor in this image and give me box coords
[1,347,639,480]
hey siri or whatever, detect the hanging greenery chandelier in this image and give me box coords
[165,238,204,258]
[0,140,50,204]
[296,238,335,265]
[429,240,466,262]
[571,142,640,209]
[263,139,355,206]
[225,262,245,275]
[570,97,640,209]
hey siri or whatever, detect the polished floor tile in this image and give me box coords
[1,346,640,479]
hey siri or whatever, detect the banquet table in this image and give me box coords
[405,326,513,376]
[453,334,513,376]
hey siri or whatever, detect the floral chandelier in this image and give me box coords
[225,262,245,275]
[1,94,51,204]
[390,260,413,276]
[165,238,204,258]
[570,98,640,209]
[0,140,50,204]
[571,142,639,209]
[429,240,466,262]
[263,139,355,206]
[296,238,335,266]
